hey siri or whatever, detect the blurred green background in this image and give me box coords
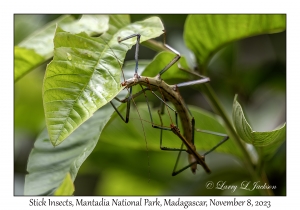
[14,14,286,195]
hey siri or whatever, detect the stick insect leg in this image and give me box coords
[175,76,230,157]
[171,118,201,176]
[157,32,181,77]
[151,94,209,176]
[154,32,211,91]
[118,34,141,75]
[110,33,143,123]
[172,145,199,176]
[139,85,179,130]
[195,129,230,157]
[110,84,151,123]
[156,105,186,152]
[155,101,200,176]
[172,125,230,175]
[110,86,133,123]
[172,130,229,176]
[137,84,188,155]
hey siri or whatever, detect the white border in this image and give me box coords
[4,0,298,209]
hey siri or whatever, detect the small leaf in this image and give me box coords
[232,95,286,147]
[43,16,164,146]
[184,14,286,68]
[54,173,74,196]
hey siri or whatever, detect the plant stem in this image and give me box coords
[201,83,273,195]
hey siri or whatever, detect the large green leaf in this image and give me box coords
[24,104,115,195]
[184,14,286,68]
[43,16,164,146]
[232,95,286,158]
[14,15,111,82]
[24,60,149,195]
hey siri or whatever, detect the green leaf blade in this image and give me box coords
[24,59,149,196]
[54,173,75,196]
[232,95,253,144]
[43,16,164,146]
[44,28,125,146]
[184,14,286,67]
[252,123,286,147]
[14,46,45,81]
[232,95,286,153]
[24,104,116,195]
[15,15,111,82]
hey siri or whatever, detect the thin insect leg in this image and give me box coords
[155,95,210,175]
[169,117,211,175]
[114,87,149,103]
[151,90,178,126]
[157,32,181,77]
[203,136,229,156]
[177,62,210,81]
[171,141,206,176]
[111,34,142,123]
[110,86,153,123]
[158,103,194,176]
[176,78,210,88]
[172,118,204,176]
[196,129,229,137]
[172,145,198,176]
[171,131,229,176]
[195,129,229,156]
[110,86,132,123]
[138,85,172,131]
[173,66,230,158]
[171,143,185,175]
[157,107,186,152]
[138,86,185,153]
[118,34,141,75]
[172,162,197,176]
[172,157,208,176]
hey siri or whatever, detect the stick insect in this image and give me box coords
[110,32,229,176]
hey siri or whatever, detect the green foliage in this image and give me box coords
[43,16,164,146]
[14,47,44,81]
[184,14,286,68]
[92,104,245,195]
[24,104,117,195]
[232,95,286,159]
[24,61,149,196]
[54,173,74,196]
[15,14,286,196]
[14,15,111,81]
